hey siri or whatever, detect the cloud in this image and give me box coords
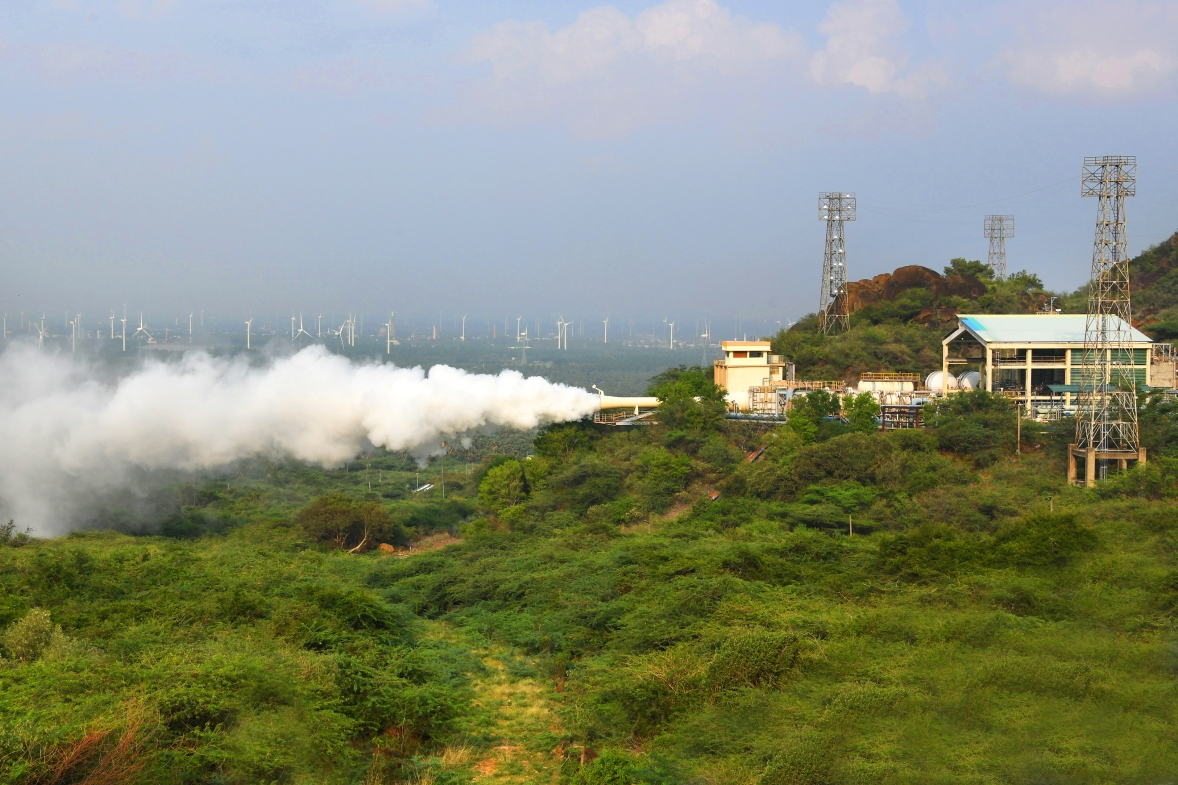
[1000,1,1177,96]
[808,0,949,99]
[446,0,804,138]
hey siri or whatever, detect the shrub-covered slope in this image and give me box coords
[4,368,1178,784]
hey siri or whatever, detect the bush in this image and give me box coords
[925,390,1015,466]
[2,608,57,662]
[990,512,1096,568]
[637,449,692,512]
[572,750,636,785]
[706,629,801,695]
[297,495,405,551]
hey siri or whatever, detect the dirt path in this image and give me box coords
[421,622,566,784]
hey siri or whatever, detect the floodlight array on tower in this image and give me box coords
[818,192,856,335]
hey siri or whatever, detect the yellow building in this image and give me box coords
[713,340,789,410]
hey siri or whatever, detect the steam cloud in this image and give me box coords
[0,344,599,535]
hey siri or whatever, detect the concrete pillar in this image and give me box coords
[1067,447,1077,485]
[1025,349,1033,416]
[1085,446,1096,488]
[942,342,949,397]
[1138,447,1147,467]
[986,349,993,393]
[1064,349,1071,409]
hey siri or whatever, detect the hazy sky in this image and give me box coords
[1,0,1176,322]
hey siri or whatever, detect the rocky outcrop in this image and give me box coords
[839,265,988,321]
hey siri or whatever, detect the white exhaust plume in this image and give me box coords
[0,344,600,535]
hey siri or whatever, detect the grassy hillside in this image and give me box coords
[4,363,1178,783]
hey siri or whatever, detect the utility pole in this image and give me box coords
[818,192,856,334]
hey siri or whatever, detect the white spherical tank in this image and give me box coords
[924,371,959,391]
[957,371,980,391]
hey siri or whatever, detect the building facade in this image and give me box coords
[941,314,1162,415]
[713,340,789,411]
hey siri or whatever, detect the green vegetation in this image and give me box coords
[3,374,1178,783]
[5,237,1178,783]
[773,259,1050,381]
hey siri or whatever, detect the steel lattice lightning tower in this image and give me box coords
[1072,155,1141,484]
[818,192,856,334]
[984,215,1014,280]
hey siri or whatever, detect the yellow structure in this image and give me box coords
[713,341,789,410]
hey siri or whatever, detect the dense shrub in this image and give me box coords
[1,608,57,662]
[297,494,406,551]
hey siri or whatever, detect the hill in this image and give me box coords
[773,258,1049,382]
[4,363,1178,783]
[775,233,1178,382]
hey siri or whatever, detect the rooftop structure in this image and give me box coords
[941,313,1164,418]
[713,341,790,411]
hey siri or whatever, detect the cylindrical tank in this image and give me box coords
[858,379,915,394]
[924,371,959,392]
[957,371,980,391]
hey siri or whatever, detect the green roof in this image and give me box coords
[956,314,1152,345]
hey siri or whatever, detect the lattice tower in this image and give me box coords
[984,215,1014,280]
[818,192,856,334]
[1075,156,1139,473]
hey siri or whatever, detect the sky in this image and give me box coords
[1,0,1176,324]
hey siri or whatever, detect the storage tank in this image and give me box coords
[924,371,959,392]
[957,371,980,391]
[858,379,915,394]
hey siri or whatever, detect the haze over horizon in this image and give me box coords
[2,0,1176,320]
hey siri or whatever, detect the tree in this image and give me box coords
[479,460,526,512]
[844,392,881,432]
[944,258,993,281]
[297,494,398,552]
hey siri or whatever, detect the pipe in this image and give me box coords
[592,385,660,414]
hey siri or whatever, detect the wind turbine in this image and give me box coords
[70,314,79,353]
[461,315,466,342]
[385,312,396,354]
[556,316,565,350]
[603,316,608,345]
[317,314,322,339]
[120,309,127,352]
[294,313,313,342]
[35,316,47,349]
[109,312,115,339]
[245,318,253,349]
[188,311,193,337]
[516,316,521,341]
[132,312,153,342]
[291,315,296,339]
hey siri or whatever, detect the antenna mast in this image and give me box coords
[818,192,855,334]
[1071,155,1143,485]
[984,215,1014,280]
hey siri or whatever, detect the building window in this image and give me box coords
[748,351,763,358]
[732,351,748,358]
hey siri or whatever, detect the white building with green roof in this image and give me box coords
[940,314,1167,416]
